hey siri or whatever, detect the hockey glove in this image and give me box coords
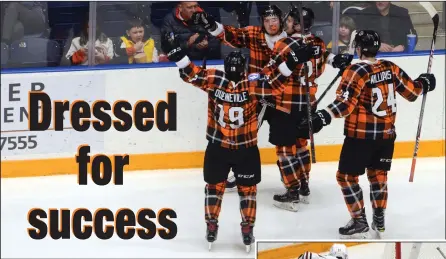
[161,32,186,62]
[298,109,332,138]
[331,54,353,70]
[415,73,436,94]
[285,43,313,70]
[190,12,217,31]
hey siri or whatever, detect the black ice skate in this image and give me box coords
[299,179,310,204]
[241,222,254,253]
[273,185,300,212]
[206,219,219,250]
[371,208,385,238]
[339,209,370,239]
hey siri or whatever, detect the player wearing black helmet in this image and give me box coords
[284,6,314,36]
[162,32,311,250]
[262,6,353,211]
[298,30,436,238]
[189,5,291,192]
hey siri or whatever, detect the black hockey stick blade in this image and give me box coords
[409,2,439,182]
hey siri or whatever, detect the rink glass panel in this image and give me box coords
[1,1,444,70]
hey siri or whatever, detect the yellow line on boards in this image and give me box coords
[1,140,444,178]
[257,242,369,259]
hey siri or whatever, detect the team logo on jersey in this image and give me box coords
[248,73,260,81]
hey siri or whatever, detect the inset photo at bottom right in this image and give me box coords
[256,241,446,259]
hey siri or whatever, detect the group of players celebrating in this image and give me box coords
[161,4,437,252]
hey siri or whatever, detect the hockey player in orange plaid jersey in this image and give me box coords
[260,7,353,211]
[299,30,436,239]
[162,32,312,250]
[190,5,288,191]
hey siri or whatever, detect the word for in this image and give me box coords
[0,135,37,151]
[28,92,177,132]
[27,208,177,240]
[76,145,129,185]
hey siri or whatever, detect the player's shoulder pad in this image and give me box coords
[248,73,261,81]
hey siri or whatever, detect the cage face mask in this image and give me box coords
[224,52,246,82]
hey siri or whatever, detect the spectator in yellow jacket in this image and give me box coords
[116,18,159,64]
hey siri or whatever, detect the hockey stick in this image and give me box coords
[315,71,342,105]
[298,2,316,163]
[409,2,439,182]
[437,247,446,259]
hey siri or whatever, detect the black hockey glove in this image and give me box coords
[415,73,436,94]
[285,43,313,70]
[190,12,217,31]
[161,32,186,62]
[297,109,332,139]
[331,54,353,70]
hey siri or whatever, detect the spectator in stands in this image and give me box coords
[116,18,159,64]
[1,2,47,44]
[355,1,417,52]
[161,1,221,60]
[65,19,114,66]
[327,16,356,54]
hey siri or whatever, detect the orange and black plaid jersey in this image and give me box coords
[211,24,286,73]
[178,60,290,149]
[262,34,329,112]
[325,59,423,140]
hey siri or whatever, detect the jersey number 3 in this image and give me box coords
[217,104,244,129]
[372,83,397,117]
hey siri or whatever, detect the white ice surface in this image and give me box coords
[1,157,445,258]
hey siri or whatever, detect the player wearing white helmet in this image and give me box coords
[329,244,348,259]
[298,252,338,259]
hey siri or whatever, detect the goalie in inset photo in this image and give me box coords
[256,241,446,259]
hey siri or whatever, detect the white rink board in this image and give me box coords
[1,55,445,161]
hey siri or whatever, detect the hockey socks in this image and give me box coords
[237,185,257,225]
[276,145,301,188]
[336,171,364,218]
[204,182,226,223]
[367,169,388,210]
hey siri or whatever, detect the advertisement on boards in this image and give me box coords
[1,72,106,159]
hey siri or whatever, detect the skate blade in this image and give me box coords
[245,245,251,253]
[339,230,371,240]
[299,195,310,204]
[273,201,299,212]
[208,242,212,251]
[372,228,385,239]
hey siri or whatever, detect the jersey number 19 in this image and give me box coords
[217,104,244,129]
